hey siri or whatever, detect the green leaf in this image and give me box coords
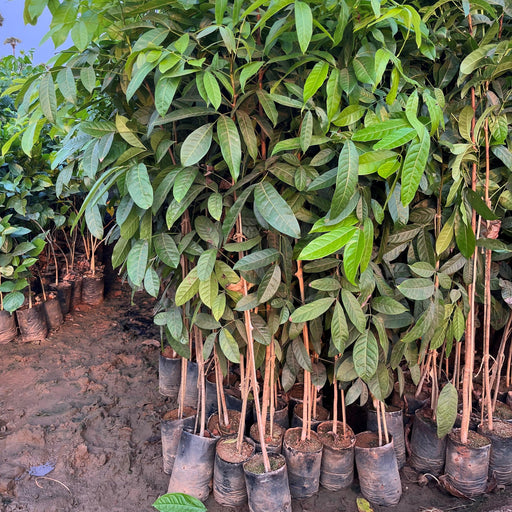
[256,89,278,126]
[251,314,272,345]
[173,167,198,203]
[436,382,458,438]
[454,212,476,259]
[254,182,300,238]
[219,328,240,363]
[127,163,153,210]
[180,124,213,166]
[292,338,312,372]
[352,119,410,142]
[155,76,180,116]
[343,229,364,285]
[290,297,335,323]
[333,105,366,127]
[40,72,57,123]
[197,248,217,281]
[236,110,258,161]
[203,71,222,110]
[401,128,430,207]
[341,289,366,333]
[224,236,262,252]
[144,267,160,298]
[175,268,199,306]
[212,293,226,321]
[398,278,435,300]
[373,127,415,150]
[233,249,280,271]
[239,62,264,93]
[154,233,179,268]
[222,185,255,239]
[436,212,455,255]
[199,275,218,308]
[127,240,149,287]
[326,69,342,121]
[310,277,341,291]
[299,226,357,260]
[371,297,408,315]
[353,331,379,382]
[152,492,207,512]
[303,61,329,103]
[257,265,281,303]
[331,300,348,354]
[167,307,183,340]
[300,111,313,153]
[208,193,223,221]
[57,67,76,104]
[331,140,358,218]
[465,189,499,221]
[80,66,96,93]
[217,115,241,181]
[85,204,103,240]
[3,292,25,313]
[295,0,313,53]
[368,364,393,402]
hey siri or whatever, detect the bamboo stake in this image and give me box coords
[374,397,382,447]
[195,326,206,437]
[236,353,249,452]
[341,388,347,438]
[333,356,338,436]
[380,401,389,445]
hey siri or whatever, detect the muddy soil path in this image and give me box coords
[0,280,511,512]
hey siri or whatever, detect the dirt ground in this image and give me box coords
[1,280,511,512]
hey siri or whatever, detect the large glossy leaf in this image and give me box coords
[217,115,241,181]
[153,492,207,512]
[371,296,408,315]
[303,61,329,103]
[436,382,458,438]
[85,204,103,240]
[173,167,198,203]
[331,140,359,218]
[454,213,476,259]
[197,248,217,281]
[175,268,199,306]
[353,331,379,382]
[341,289,366,333]
[343,228,364,285]
[331,300,348,354]
[235,110,258,160]
[180,124,213,166]
[398,278,435,300]
[352,118,410,142]
[154,233,179,268]
[290,297,335,323]
[127,163,153,210]
[401,128,430,206]
[233,249,280,271]
[127,240,148,287]
[40,72,57,123]
[299,226,357,261]
[367,363,393,402]
[254,182,300,238]
[219,328,240,363]
[199,274,218,308]
[292,338,313,372]
[295,0,312,53]
[3,292,25,313]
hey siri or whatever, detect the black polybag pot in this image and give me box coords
[445,429,491,497]
[291,403,330,431]
[50,282,72,315]
[0,310,17,344]
[282,427,323,499]
[178,360,198,409]
[69,276,83,310]
[317,420,355,491]
[167,428,217,502]
[367,405,406,468]
[159,354,181,399]
[16,304,48,342]
[161,407,196,475]
[409,408,446,475]
[250,422,285,454]
[43,297,64,329]
[254,397,289,430]
[478,421,512,485]
[213,436,255,507]
[243,453,292,512]
[355,431,402,506]
[81,274,104,306]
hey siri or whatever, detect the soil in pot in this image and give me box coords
[291,402,330,431]
[355,431,402,506]
[167,428,217,502]
[16,303,48,343]
[213,436,255,507]
[249,422,285,454]
[409,407,446,475]
[49,282,72,315]
[367,404,406,468]
[283,427,323,499]
[207,409,241,438]
[0,310,17,344]
[317,420,355,491]
[445,428,491,498]
[81,272,104,306]
[159,348,181,399]
[287,383,322,423]
[161,407,196,475]
[255,396,289,430]
[478,420,512,485]
[243,453,292,512]
[225,387,254,429]
[43,294,64,329]
[493,401,512,422]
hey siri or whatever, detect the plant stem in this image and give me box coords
[374,397,382,447]
[195,325,206,437]
[333,356,338,436]
[236,353,248,453]
[380,400,389,445]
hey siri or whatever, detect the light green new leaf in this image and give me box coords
[40,72,57,123]
[331,140,359,218]
[304,61,329,103]
[290,297,335,323]
[197,248,217,281]
[353,331,379,382]
[333,105,366,127]
[199,275,218,308]
[295,0,313,53]
[398,278,435,300]
[80,66,96,93]
[127,163,153,210]
[116,114,146,148]
[436,212,454,255]
[299,226,357,260]
[217,115,241,181]
[436,382,458,438]
[152,492,207,512]
[127,240,149,287]
[343,228,364,285]
[154,233,180,268]
[331,300,348,354]
[233,249,280,271]
[203,71,221,110]
[254,182,300,238]
[219,328,240,363]
[401,128,430,206]
[239,62,264,93]
[175,268,199,306]
[181,124,213,166]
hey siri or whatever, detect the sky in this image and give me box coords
[0,0,62,64]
